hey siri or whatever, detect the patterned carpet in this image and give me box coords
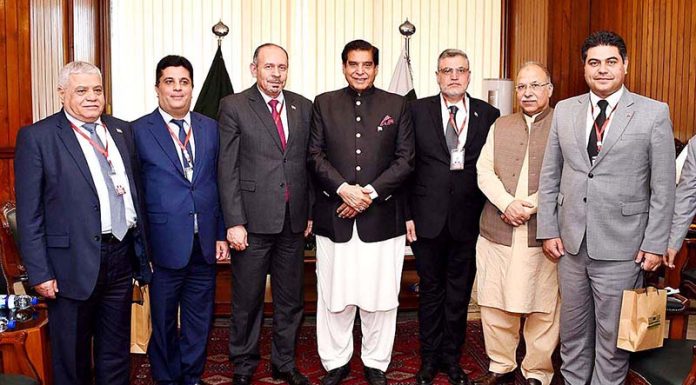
[129,316,646,384]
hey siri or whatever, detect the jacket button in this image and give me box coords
[588,173,594,178]
[356,149,362,154]
[280,183,285,187]
[356,133,361,138]
[583,197,587,202]
[283,158,287,163]
[94,235,100,241]
[356,166,361,171]
[356,117,362,122]
[93,205,99,211]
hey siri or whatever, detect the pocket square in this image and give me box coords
[379,115,395,126]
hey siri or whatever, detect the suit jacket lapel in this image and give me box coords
[574,94,592,168]
[248,86,284,152]
[427,96,449,158]
[464,97,482,150]
[284,93,299,150]
[56,111,98,194]
[145,109,186,177]
[591,91,635,168]
[103,115,139,203]
[190,113,207,184]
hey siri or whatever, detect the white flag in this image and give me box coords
[388,48,416,100]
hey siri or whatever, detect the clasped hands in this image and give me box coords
[500,199,534,227]
[337,184,373,219]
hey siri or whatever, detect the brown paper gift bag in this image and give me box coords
[617,286,667,352]
[130,284,152,354]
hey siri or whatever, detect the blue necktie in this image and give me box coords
[171,119,193,169]
[83,123,128,240]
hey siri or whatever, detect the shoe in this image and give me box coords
[471,371,515,385]
[321,363,350,385]
[272,367,310,385]
[525,379,542,385]
[233,374,252,385]
[415,361,439,385]
[441,364,469,385]
[364,366,388,385]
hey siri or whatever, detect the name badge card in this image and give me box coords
[450,148,465,170]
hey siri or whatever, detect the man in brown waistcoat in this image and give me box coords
[473,62,558,385]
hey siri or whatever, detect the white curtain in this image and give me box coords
[110,0,501,121]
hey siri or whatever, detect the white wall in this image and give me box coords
[110,0,501,120]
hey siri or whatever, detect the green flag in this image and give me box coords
[194,46,234,119]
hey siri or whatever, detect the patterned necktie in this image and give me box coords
[446,105,459,150]
[269,99,287,150]
[171,119,193,169]
[587,99,609,160]
[83,123,128,240]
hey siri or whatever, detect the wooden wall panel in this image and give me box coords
[591,0,696,142]
[0,1,33,203]
[505,0,548,81]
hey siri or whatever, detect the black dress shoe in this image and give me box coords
[233,374,252,385]
[272,367,310,385]
[525,378,542,385]
[441,364,469,385]
[321,363,350,385]
[471,371,515,385]
[416,361,439,385]
[364,366,388,385]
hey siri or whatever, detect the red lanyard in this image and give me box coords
[443,95,468,138]
[166,121,194,167]
[70,122,114,170]
[591,101,619,150]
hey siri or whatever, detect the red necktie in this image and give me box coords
[269,99,287,150]
[269,99,289,201]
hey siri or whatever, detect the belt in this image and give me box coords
[100,230,130,244]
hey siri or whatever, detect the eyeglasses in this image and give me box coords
[438,67,469,76]
[515,82,550,93]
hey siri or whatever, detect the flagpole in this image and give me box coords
[398,19,416,61]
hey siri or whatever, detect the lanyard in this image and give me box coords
[443,95,468,139]
[166,121,194,167]
[70,122,114,171]
[591,101,619,150]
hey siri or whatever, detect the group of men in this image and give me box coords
[13,29,688,385]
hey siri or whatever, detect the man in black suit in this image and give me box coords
[218,43,313,385]
[308,39,414,385]
[406,49,500,385]
[14,61,151,385]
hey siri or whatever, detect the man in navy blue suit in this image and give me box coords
[15,61,151,385]
[131,55,228,385]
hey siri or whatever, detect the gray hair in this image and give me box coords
[518,61,552,84]
[437,49,469,69]
[57,61,102,90]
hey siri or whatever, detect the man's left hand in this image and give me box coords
[635,250,662,271]
[216,241,230,261]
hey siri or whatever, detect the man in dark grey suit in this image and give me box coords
[537,31,676,384]
[218,43,313,385]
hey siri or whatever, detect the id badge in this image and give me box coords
[184,166,194,181]
[110,173,128,196]
[450,148,465,170]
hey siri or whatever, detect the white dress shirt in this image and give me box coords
[586,86,624,144]
[440,94,470,150]
[258,87,290,140]
[65,111,137,233]
[159,108,196,169]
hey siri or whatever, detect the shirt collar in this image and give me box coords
[346,85,377,98]
[440,93,468,113]
[158,107,191,127]
[257,86,285,109]
[590,85,624,110]
[64,110,103,131]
